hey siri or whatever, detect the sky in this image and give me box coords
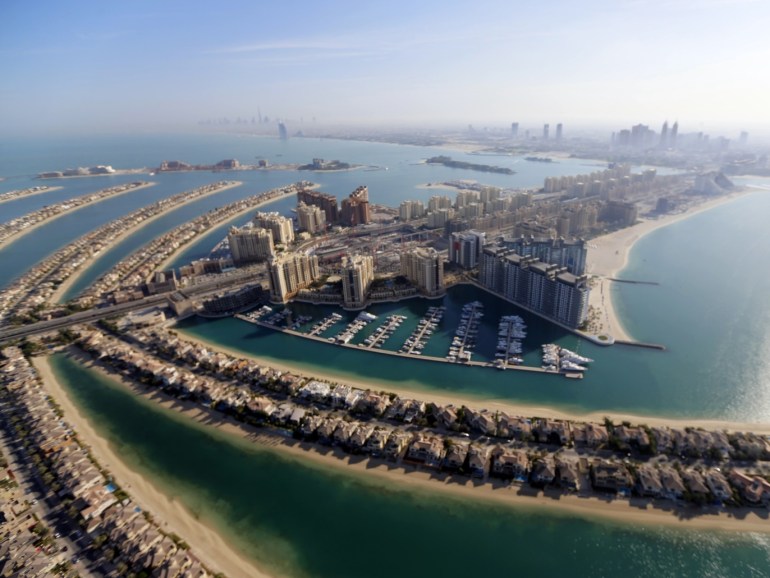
[1,0,769,136]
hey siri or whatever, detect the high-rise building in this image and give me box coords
[254,211,295,245]
[428,195,452,212]
[278,122,288,140]
[543,123,550,140]
[555,123,563,141]
[670,121,679,149]
[341,254,374,309]
[449,230,486,269]
[739,131,749,146]
[400,247,445,297]
[399,200,426,221]
[479,249,589,328]
[659,121,669,148]
[268,252,320,302]
[455,190,480,209]
[427,208,452,228]
[297,188,339,224]
[227,224,274,265]
[340,185,370,227]
[497,236,588,275]
[296,202,326,234]
[511,122,519,137]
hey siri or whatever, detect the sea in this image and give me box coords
[3,133,770,577]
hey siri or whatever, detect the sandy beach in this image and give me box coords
[586,189,752,341]
[0,185,63,205]
[0,182,156,252]
[32,354,272,578]
[176,328,770,434]
[38,351,770,540]
[49,181,244,304]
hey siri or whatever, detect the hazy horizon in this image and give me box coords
[2,0,769,139]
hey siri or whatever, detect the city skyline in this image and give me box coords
[2,0,769,136]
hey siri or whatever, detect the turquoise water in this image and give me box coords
[5,133,770,577]
[51,354,770,578]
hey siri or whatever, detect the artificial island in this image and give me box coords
[1,127,769,578]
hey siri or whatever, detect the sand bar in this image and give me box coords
[41,350,770,537]
[587,189,753,341]
[49,181,244,304]
[32,354,273,578]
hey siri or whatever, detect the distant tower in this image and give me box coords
[739,131,749,146]
[670,121,679,149]
[555,123,563,141]
[510,122,519,138]
[659,121,669,148]
[278,122,288,140]
[543,123,550,140]
[258,107,263,124]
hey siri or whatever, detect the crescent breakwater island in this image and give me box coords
[36,157,381,180]
[0,181,154,250]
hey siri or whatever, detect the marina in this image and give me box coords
[235,302,570,377]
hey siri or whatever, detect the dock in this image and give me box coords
[235,312,568,377]
[614,340,667,351]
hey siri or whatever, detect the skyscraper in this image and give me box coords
[510,122,519,137]
[670,121,679,149]
[555,123,563,141]
[278,122,288,140]
[297,188,339,224]
[659,121,669,148]
[543,123,550,140]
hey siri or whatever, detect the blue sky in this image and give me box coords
[1,0,768,135]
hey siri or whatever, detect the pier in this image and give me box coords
[608,278,660,286]
[235,312,568,377]
[614,340,667,351]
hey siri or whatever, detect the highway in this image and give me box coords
[0,271,263,344]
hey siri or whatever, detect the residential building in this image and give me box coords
[341,254,374,309]
[449,229,486,269]
[400,247,445,297]
[254,211,295,245]
[340,185,370,226]
[227,224,274,264]
[297,188,339,224]
[399,200,426,221]
[268,253,321,302]
[296,201,327,234]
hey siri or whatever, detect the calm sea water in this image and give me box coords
[51,354,770,578]
[6,133,770,577]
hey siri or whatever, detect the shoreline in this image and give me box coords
[41,350,770,540]
[32,353,272,578]
[0,182,156,252]
[154,187,300,272]
[0,185,64,205]
[175,327,770,433]
[49,181,244,304]
[587,189,753,341]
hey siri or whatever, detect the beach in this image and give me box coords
[176,327,770,434]
[0,185,63,205]
[37,350,770,540]
[586,189,752,341]
[31,354,272,578]
[0,182,156,252]
[49,180,244,304]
